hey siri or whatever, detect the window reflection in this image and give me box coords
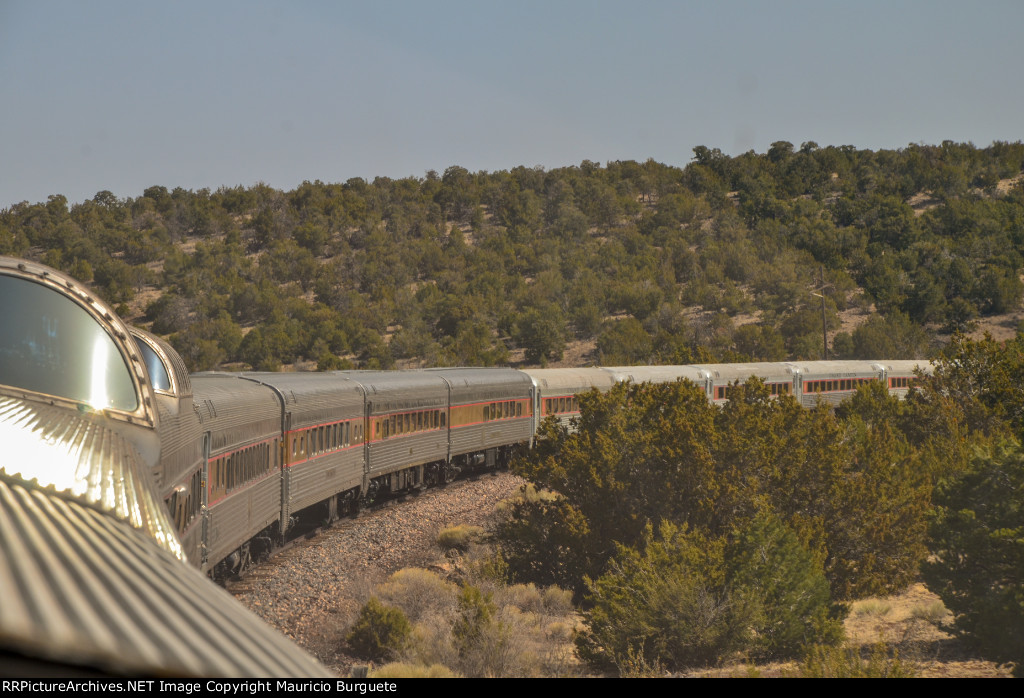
[0,276,138,411]
[133,337,172,392]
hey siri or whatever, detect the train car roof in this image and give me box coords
[425,367,532,402]
[877,359,934,374]
[788,360,884,377]
[240,372,364,427]
[601,365,707,385]
[188,373,282,449]
[338,370,448,411]
[694,362,799,382]
[520,367,617,392]
[0,475,329,677]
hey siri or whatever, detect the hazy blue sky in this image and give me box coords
[2,0,1021,206]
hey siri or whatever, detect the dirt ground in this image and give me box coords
[684,583,1012,677]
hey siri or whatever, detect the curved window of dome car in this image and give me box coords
[0,276,138,411]
[133,336,172,392]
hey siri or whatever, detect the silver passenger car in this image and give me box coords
[344,370,450,494]
[191,373,283,575]
[430,367,534,469]
[243,371,366,523]
[521,367,617,432]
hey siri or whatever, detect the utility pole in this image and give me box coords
[811,266,831,360]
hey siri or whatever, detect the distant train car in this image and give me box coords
[243,372,365,525]
[191,373,284,577]
[695,362,799,403]
[521,367,617,432]
[430,367,535,471]
[346,370,452,495]
[879,359,931,396]
[790,360,885,407]
[602,365,710,397]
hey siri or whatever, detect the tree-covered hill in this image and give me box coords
[2,141,1022,371]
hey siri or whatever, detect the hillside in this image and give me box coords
[2,141,1023,371]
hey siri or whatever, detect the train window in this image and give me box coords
[0,275,139,411]
[133,337,172,393]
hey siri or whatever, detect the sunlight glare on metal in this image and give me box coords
[1,412,85,498]
[89,335,110,410]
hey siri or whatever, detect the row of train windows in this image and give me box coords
[209,442,273,500]
[376,409,445,440]
[890,376,918,389]
[805,378,874,393]
[166,468,203,533]
[484,400,524,421]
[715,383,792,400]
[544,396,578,415]
[291,421,362,459]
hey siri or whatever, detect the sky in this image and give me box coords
[1,0,1022,207]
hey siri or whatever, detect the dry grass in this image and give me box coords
[837,583,1010,678]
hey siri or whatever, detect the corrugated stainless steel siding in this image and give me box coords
[205,474,281,570]
[154,397,204,496]
[190,375,280,455]
[243,373,364,430]
[286,448,363,514]
[0,396,183,560]
[449,419,533,456]
[429,368,533,403]
[367,432,448,475]
[0,478,328,677]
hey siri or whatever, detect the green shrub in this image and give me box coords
[726,513,845,658]
[346,598,412,661]
[577,516,842,673]
[452,584,514,677]
[576,522,750,672]
[923,442,1024,676]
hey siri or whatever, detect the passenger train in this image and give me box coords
[0,256,928,675]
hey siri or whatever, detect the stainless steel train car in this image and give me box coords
[0,255,933,675]
[0,257,328,676]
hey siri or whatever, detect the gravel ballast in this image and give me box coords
[228,471,525,674]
